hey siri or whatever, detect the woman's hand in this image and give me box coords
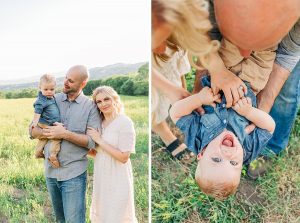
[87,127,101,143]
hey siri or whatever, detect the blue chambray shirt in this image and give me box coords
[176,76,273,165]
[33,91,60,125]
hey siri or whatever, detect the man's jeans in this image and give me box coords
[263,61,300,156]
[46,171,87,223]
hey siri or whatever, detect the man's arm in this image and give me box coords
[42,124,90,148]
[256,63,290,113]
[257,20,300,112]
[246,20,300,133]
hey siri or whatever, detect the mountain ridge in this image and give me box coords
[0,62,146,90]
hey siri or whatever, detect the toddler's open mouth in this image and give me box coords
[222,134,234,147]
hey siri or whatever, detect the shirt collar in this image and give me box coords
[61,91,85,104]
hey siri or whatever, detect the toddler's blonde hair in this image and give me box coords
[39,74,56,87]
[195,162,240,200]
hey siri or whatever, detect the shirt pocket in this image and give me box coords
[201,113,220,129]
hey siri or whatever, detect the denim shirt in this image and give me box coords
[33,91,60,125]
[176,76,273,164]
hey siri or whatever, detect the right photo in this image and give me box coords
[151,0,300,222]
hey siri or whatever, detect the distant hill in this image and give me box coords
[0,62,146,91]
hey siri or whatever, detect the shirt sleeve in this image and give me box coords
[33,97,45,114]
[175,111,202,155]
[86,102,101,149]
[243,128,273,165]
[118,116,136,153]
[275,19,300,72]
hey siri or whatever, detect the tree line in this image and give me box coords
[0,63,148,99]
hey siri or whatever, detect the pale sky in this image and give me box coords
[0,0,149,81]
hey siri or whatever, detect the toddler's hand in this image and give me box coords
[232,97,252,116]
[198,87,221,107]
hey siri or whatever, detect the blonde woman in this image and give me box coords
[151,0,219,159]
[87,86,137,223]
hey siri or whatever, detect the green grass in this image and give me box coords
[0,96,149,223]
[152,111,300,223]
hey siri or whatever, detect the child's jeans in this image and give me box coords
[35,123,61,159]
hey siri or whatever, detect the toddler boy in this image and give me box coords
[31,74,61,168]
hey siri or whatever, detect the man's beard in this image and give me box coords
[63,87,77,94]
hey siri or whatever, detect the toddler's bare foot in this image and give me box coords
[48,155,60,168]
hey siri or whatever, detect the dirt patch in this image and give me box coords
[43,204,53,219]
[236,178,266,204]
[181,211,208,223]
[0,212,9,223]
[11,187,26,200]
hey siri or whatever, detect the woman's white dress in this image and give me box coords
[152,48,191,124]
[90,114,137,223]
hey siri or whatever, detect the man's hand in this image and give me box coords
[43,123,67,139]
[232,97,252,116]
[198,87,221,107]
[211,69,247,108]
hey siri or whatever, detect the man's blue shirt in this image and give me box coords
[33,91,61,125]
[175,76,273,164]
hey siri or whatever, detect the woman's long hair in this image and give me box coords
[92,86,124,120]
[152,0,220,69]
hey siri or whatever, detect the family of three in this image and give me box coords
[30,65,137,223]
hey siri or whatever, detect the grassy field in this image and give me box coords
[0,96,149,223]
[152,111,300,222]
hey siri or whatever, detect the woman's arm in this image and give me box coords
[152,68,190,103]
[97,140,131,163]
[87,127,131,164]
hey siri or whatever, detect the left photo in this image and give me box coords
[0,1,149,222]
